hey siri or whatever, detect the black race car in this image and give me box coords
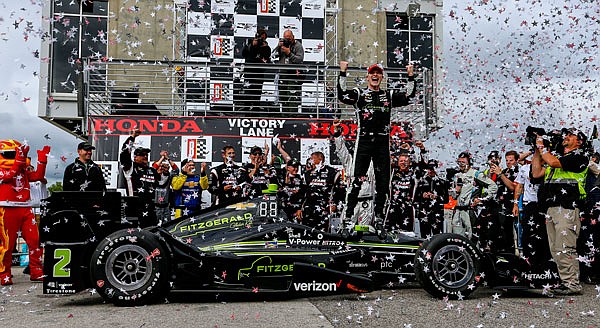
[40,192,559,306]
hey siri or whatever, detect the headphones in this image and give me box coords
[457,151,472,166]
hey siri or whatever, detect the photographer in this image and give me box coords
[531,128,588,295]
[241,29,271,111]
[273,30,304,112]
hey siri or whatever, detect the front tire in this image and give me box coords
[414,233,481,299]
[90,229,169,306]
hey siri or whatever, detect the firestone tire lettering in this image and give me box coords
[89,229,170,306]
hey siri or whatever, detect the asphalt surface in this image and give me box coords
[2,270,599,328]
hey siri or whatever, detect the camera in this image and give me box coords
[525,126,564,153]
[251,34,266,46]
[280,38,291,48]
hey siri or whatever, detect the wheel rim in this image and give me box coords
[431,245,474,289]
[105,244,153,292]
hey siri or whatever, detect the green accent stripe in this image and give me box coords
[347,242,419,249]
[232,252,331,256]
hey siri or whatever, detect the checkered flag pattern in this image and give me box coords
[211,36,235,59]
[186,138,208,161]
[98,163,112,186]
[187,0,325,62]
[260,0,277,15]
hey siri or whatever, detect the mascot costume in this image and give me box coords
[0,140,50,285]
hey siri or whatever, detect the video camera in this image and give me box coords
[279,38,292,48]
[252,33,266,45]
[525,126,564,153]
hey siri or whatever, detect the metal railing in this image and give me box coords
[83,59,434,131]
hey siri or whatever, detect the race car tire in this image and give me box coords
[414,233,481,299]
[90,229,169,306]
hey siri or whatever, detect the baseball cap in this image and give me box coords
[426,159,439,169]
[77,142,95,150]
[134,147,151,156]
[566,128,587,143]
[287,158,300,167]
[367,63,384,74]
[250,146,263,155]
[487,150,500,160]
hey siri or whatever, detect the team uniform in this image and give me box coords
[337,71,415,222]
[388,167,418,232]
[277,171,306,221]
[244,163,278,198]
[414,172,448,237]
[209,162,250,206]
[302,165,343,231]
[119,137,160,227]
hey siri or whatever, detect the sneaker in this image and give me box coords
[552,283,582,296]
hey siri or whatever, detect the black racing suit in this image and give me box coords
[338,72,415,220]
[209,162,250,206]
[388,167,418,232]
[244,163,278,198]
[414,174,448,237]
[277,172,306,221]
[119,137,159,227]
[302,165,343,231]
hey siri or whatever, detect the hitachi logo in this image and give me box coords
[293,280,340,292]
[521,271,553,280]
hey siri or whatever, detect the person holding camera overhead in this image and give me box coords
[273,29,304,113]
[242,28,271,111]
[531,128,589,296]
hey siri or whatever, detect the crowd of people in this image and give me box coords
[59,62,600,296]
[0,62,598,296]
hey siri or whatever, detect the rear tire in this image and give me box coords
[90,229,169,306]
[414,233,481,299]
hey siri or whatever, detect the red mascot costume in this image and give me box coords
[0,140,50,285]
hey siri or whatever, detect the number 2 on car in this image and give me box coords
[53,248,71,277]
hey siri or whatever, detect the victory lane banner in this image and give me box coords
[88,115,412,168]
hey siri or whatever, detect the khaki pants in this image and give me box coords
[546,206,580,288]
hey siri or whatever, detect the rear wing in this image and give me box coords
[40,192,143,294]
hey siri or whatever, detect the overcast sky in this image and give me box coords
[0,0,598,183]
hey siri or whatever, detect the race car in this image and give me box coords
[40,192,558,306]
